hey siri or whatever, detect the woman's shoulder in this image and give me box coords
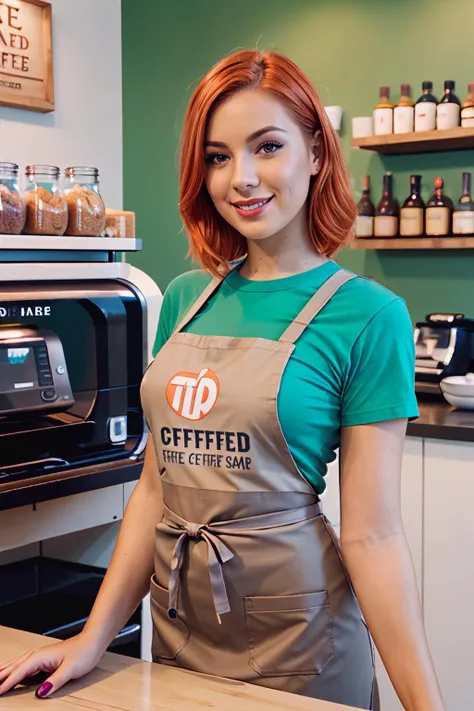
[163,269,213,317]
[331,268,412,340]
[165,268,214,301]
[153,270,213,357]
[339,268,408,316]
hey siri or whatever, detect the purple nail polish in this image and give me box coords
[35,681,53,698]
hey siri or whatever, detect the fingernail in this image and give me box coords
[35,682,53,698]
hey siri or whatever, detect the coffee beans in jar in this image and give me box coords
[24,165,68,236]
[0,162,26,235]
[63,167,106,236]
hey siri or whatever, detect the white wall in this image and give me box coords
[0,0,123,209]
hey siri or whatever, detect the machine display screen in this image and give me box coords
[0,345,38,392]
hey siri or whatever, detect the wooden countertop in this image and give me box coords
[0,626,358,710]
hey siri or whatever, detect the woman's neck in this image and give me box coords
[238,226,329,281]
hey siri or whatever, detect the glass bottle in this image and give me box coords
[400,175,425,237]
[355,175,375,238]
[0,162,26,235]
[414,81,438,132]
[373,87,393,136]
[461,83,474,128]
[394,84,414,134]
[63,166,106,237]
[374,172,399,238]
[436,81,461,130]
[24,165,68,236]
[425,177,453,236]
[452,172,474,235]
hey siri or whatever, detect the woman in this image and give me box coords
[0,50,444,711]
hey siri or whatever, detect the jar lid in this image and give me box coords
[65,166,99,179]
[0,161,19,175]
[25,164,60,177]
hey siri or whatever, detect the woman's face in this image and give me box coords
[204,89,321,242]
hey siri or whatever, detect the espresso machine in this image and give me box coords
[414,313,474,397]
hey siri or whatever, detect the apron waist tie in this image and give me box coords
[163,501,322,623]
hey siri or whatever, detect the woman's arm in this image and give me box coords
[339,419,445,711]
[0,439,163,697]
[81,438,163,650]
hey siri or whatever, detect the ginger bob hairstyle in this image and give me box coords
[179,50,356,276]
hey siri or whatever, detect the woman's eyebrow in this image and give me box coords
[205,125,287,149]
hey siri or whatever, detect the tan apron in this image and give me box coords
[140,268,378,710]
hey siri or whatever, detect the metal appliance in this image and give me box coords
[414,313,474,396]
[0,280,149,484]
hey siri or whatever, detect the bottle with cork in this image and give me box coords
[437,81,461,130]
[355,175,375,238]
[425,177,453,236]
[461,83,474,128]
[374,172,399,238]
[373,87,393,135]
[394,84,414,134]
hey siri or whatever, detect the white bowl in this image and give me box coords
[440,372,474,397]
[440,391,474,410]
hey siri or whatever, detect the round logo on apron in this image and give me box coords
[166,368,220,421]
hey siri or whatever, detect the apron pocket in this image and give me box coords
[245,591,334,677]
[150,575,190,660]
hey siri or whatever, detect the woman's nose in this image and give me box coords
[232,155,260,192]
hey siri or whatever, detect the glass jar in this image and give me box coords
[24,165,68,236]
[0,162,26,235]
[63,167,106,236]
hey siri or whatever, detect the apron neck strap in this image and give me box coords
[278,270,357,345]
[172,263,244,335]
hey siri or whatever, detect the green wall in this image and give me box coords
[122,0,474,323]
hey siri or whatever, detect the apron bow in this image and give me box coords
[167,517,234,622]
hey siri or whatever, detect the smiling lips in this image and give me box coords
[231,196,274,217]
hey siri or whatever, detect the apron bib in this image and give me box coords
[141,269,378,709]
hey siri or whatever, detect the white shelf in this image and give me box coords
[0,236,142,251]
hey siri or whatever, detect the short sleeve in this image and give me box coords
[152,288,175,358]
[341,298,419,426]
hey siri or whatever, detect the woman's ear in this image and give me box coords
[311,130,323,176]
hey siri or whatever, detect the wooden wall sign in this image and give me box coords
[0,0,54,113]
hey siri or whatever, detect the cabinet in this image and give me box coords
[424,440,474,711]
[0,486,124,554]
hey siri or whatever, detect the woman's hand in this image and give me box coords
[0,632,105,699]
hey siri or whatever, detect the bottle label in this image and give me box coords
[373,108,393,135]
[426,207,450,235]
[453,211,474,235]
[437,103,460,130]
[356,216,374,237]
[374,215,398,237]
[394,106,414,134]
[400,208,424,236]
[414,102,437,132]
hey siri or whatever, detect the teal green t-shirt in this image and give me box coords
[152,261,419,494]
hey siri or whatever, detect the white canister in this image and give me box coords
[352,117,374,138]
[324,105,343,132]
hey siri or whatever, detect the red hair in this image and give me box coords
[179,49,356,276]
